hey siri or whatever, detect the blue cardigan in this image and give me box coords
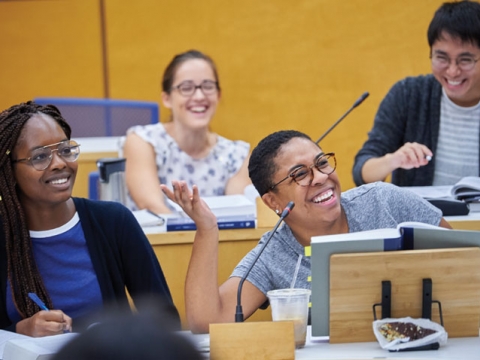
[0,198,179,331]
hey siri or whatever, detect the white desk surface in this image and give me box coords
[187,326,480,359]
[298,335,479,359]
[73,136,121,153]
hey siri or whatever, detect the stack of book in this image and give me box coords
[166,194,256,231]
[404,176,480,214]
[132,209,165,227]
[450,177,480,212]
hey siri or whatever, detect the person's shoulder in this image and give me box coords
[382,74,440,109]
[342,181,385,196]
[127,122,165,139]
[216,134,249,146]
[216,134,250,152]
[342,182,399,201]
[395,74,439,91]
[127,122,177,150]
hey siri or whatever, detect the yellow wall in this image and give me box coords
[0,0,444,191]
[0,0,104,104]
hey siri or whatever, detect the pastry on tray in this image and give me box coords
[379,321,437,342]
[373,317,448,351]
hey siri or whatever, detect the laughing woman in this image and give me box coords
[0,101,179,336]
[122,50,251,214]
[162,130,452,333]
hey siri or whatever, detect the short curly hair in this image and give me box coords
[248,130,312,196]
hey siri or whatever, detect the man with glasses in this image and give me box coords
[353,0,480,187]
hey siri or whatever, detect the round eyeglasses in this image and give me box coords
[171,80,218,97]
[430,53,479,72]
[12,140,81,171]
[269,152,336,192]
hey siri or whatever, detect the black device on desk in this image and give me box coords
[426,198,470,216]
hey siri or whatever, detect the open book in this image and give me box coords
[451,176,480,201]
[402,178,480,214]
[404,177,480,201]
[309,222,480,337]
[0,331,77,360]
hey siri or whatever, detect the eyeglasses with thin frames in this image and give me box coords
[12,140,81,171]
[269,152,336,192]
[171,80,218,97]
[430,53,480,71]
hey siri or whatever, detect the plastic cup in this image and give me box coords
[267,288,311,349]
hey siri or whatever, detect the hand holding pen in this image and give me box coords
[389,142,433,170]
[16,293,73,337]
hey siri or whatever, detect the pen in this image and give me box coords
[28,292,49,311]
[28,292,71,333]
[146,209,166,225]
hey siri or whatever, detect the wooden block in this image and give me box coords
[210,321,295,360]
[329,248,480,343]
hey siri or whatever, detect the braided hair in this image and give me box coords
[0,101,71,318]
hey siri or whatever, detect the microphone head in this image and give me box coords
[280,201,295,218]
[315,91,370,145]
[352,92,370,108]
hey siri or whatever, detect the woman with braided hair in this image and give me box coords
[0,101,179,337]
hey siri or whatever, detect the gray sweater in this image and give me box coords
[353,75,443,187]
[230,182,441,297]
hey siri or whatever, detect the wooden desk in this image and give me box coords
[146,227,273,329]
[446,212,480,230]
[145,212,480,330]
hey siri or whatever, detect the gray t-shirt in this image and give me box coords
[231,182,442,296]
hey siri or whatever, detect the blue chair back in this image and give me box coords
[34,98,159,137]
[88,171,100,200]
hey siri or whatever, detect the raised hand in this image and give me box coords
[160,181,217,231]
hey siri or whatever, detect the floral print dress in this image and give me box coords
[123,123,250,211]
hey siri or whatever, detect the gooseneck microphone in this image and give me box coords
[315,91,370,144]
[235,201,295,322]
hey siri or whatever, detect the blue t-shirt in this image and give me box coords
[6,213,103,322]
